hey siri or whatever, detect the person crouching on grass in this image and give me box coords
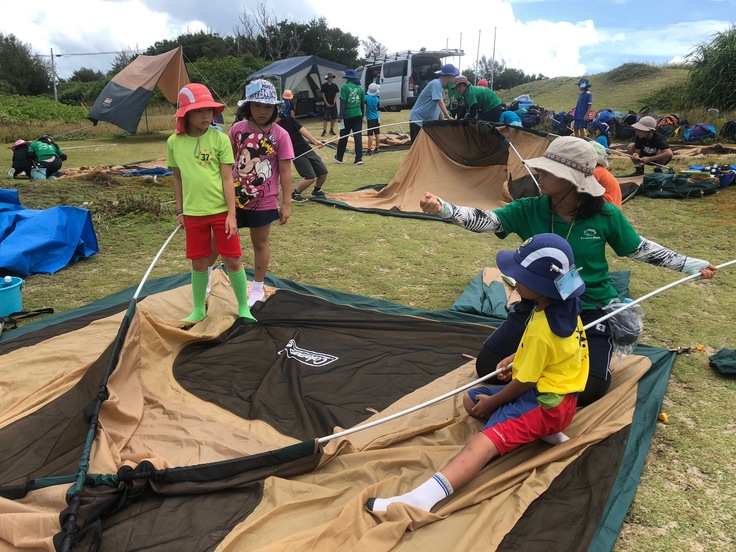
[167,83,256,323]
[367,233,588,514]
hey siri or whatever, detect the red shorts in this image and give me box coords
[474,389,578,455]
[184,212,241,260]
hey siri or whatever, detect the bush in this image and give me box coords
[0,94,87,124]
[604,63,662,84]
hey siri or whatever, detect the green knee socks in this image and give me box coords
[228,268,257,322]
[182,270,209,322]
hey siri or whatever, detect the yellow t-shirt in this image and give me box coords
[512,309,589,397]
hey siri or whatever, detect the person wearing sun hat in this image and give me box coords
[367,232,588,515]
[281,89,294,118]
[450,73,503,122]
[408,63,459,143]
[334,68,366,165]
[420,135,717,406]
[625,115,673,176]
[8,139,32,179]
[320,72,340,136]
[167,82,257,323]
[229,79,294,306]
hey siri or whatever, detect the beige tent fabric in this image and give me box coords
[111,46,189,104]
[0,274,650,550]
[326,125,550,213]
[327,130,511,213]
[219,355,648,551]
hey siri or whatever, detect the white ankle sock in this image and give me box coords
[367,472,453,513]
[248,281,265,306]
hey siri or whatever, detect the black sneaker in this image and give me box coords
[321,131,327,137]
[334,156,343,164]
[311,189,326,198]
[373,148,380,154]
[624,167,645,177]
[330,130,336,135]
[354,159,363,165]
[291,191,308,203]
[365,150,372,156]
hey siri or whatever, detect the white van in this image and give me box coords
[356,49,464,112]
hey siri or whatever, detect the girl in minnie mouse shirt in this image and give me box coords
[229,79,294,306]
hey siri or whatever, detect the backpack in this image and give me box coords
[720,120,736,140]
[613,119,636,140]
[638,172,717,199]
[684,123,716,141]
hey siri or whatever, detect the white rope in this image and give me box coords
[317,259,735,445]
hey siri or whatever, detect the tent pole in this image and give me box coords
[317,259,736,445]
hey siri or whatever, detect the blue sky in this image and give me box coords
[1,0,733,79]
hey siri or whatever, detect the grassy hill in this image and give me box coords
[497,63,690,114]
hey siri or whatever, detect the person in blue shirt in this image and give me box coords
[498,104,523,127]
[573,79,592,138]
[408,63,459,143]
[365,83,381,155]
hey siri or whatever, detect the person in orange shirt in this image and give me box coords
[591,141,622,208]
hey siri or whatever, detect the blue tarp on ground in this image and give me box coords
[0,189,99,277]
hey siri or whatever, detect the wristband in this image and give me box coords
[175,209,183,216]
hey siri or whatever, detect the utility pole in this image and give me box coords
[490,27,497,90]
[475,29,481,84]
[50,48,58,102]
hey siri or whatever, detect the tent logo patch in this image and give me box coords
[279,339,338,367]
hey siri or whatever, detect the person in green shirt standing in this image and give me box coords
[334,69,366,165]
[451,74,503,122]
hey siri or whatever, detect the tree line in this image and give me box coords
[1,15,734,112]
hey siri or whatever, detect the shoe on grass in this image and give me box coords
[321,131,327,137]
[354,160,363,165]
[334,156,343,164]
[311,189,326,198]
[330,130,336,135]
[291,191,308,202]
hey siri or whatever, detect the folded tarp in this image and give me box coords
[0,189,98,276]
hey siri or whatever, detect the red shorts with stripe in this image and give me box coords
[469,387,577,455]
[184,212,241,260]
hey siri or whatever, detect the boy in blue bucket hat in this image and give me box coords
[408,63,459,143]
[368,233,589,515]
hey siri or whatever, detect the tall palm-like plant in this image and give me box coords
[686,25,736,111]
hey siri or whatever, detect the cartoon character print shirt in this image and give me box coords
[228,120,294,211]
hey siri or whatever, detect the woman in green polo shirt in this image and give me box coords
[419,136,717,406]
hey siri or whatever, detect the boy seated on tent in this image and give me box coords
[367,233,589,514]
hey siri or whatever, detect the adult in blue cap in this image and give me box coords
[334,69,367,165]
[408,63,460,143]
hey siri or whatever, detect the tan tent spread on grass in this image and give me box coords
[0,270,675,550]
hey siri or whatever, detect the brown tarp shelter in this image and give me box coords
[87,46,189,134]
[317,121,551,217]
[0,271,675,550]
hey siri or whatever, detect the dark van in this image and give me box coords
[356,48,464,112]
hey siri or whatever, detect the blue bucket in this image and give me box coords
[31,167,47,180]
[0,277,23,317]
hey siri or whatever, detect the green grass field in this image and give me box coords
[1,104,735,551]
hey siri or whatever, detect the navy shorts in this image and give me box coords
[236,208,279,228]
